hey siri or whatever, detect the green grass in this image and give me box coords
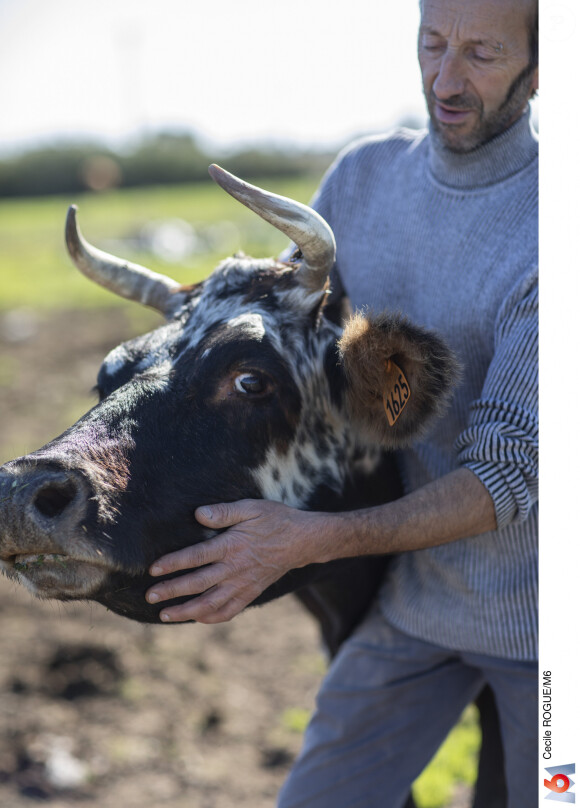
[0,176,320,310]
[278,703,480,808]
[281,706,312,734]
[412,705,480,807]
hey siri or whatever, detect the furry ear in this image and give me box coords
[338,312,460,449]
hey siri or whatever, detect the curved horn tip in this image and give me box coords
[65,204,82,256]
[208,163,242,194]
[208,163,229,185]
[66,204,78,226]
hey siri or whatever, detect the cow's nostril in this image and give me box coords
[33,480,78,519]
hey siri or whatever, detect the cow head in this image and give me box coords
[0,166,458,622]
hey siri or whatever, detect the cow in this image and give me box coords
[0,165,505,807]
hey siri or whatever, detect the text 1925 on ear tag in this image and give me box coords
[382,359,411,426]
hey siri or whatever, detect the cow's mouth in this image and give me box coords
[12,552,70,569]
[1,551,114,599]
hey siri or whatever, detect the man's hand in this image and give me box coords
[145,499,326,624]
[145,469,496,625]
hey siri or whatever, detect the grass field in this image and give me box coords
[0,179,480,807]
[0,177,319,310]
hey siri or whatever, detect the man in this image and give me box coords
[146,0,539,804]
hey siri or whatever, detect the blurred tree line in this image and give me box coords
[0,132,336,197]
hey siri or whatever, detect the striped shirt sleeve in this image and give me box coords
[456,270,539,528]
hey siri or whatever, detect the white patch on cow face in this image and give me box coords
[178,257,291,355]
[253,440,344,509]
[253,447,307,507]
[103,343,131,375]
[226,312,265,341]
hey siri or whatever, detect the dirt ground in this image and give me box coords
[0,307,473,808]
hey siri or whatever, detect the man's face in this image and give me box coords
[419,0,538,152]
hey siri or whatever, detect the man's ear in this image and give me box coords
[338,312,460,449]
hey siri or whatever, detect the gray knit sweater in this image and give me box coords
[312,109,538,661]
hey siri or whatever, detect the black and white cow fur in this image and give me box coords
[0,166,505,808]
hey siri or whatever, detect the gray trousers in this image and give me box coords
[278,607,538,808]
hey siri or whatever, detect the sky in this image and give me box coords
[0,0,545,155]
[0,0,433,155]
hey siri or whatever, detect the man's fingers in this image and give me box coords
[158,587,249,624]
[145,500,309,624]
[149,500,260,575]
[150,500,285,577]
[149,537,226,576]
[146,565,223,604]
[195,500,259,529]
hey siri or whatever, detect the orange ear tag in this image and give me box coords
[382,360,411,426]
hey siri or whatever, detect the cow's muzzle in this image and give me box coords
[0,462,112,597]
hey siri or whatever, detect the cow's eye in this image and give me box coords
[234,373,265,395]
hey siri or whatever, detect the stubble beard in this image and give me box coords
[427,62,537,153]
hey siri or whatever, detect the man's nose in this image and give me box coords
[432,50,467,99]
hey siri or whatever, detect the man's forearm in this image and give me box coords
[312,468,497,564]
[146,468,497,623]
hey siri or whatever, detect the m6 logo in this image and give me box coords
[544,764,575,803]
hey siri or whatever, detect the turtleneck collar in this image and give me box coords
[428,106,538,190]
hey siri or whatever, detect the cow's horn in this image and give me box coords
[65,206,185,316]
[208,164,336,293]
